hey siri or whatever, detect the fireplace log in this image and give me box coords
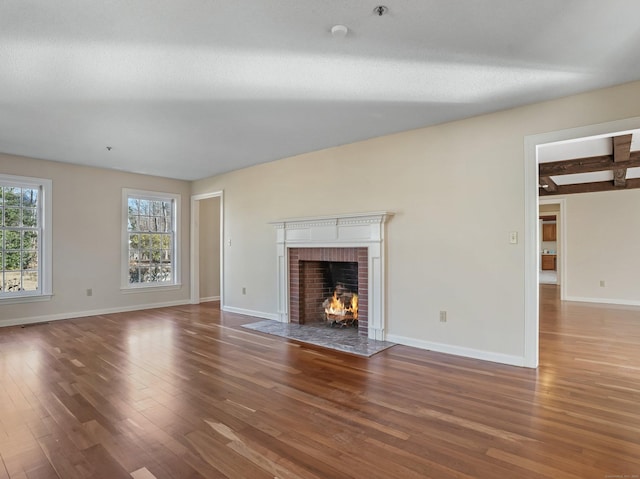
[326,313,358,328]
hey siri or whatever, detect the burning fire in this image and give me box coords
[325,291,358,319]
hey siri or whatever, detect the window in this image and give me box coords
[123,189,180,289]
[0,174,52,302]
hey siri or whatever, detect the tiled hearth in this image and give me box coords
[242,320,395,357]
[271,212,393,341]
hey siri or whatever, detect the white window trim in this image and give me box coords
[0,174,52,303]
[121,188,181,291]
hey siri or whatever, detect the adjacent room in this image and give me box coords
[2,1,640,478]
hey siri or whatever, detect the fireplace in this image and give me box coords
[272,212,392,341]
[289,247,368,335]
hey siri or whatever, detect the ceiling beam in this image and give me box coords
[539,150,640,177]
[539,177,640,196]
[613,134,633,187]
[613,134,633,162]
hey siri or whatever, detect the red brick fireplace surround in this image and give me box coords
[289,247,368,335]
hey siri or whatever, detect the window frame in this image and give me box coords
[0,174,52,304]
[121,188,181,291]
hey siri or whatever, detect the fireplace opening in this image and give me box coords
[289,247,368,335]
[300,261,358,327]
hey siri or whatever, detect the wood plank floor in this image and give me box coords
[1,285,639,478]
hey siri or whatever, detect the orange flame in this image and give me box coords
[325,291,358,319]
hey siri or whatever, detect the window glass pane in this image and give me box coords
[5,252,20,271]
[129,267,140,283]
[151,249,162,264]
[160,266,172,282]
[128,198,139,214]
[138,216,149,232]
[22,271,38,291]
[23,251,38,270]
[23,189,38,207]
[3,271,22,292]
[4,208,20,227]
[139,200,150,216]
[128,213,138,231]
[6,230,20,250]
[5,188,20,206]
[139,266,150,282]
[140,234,151,249]
[23,208,37,227]
[129,249,139,262]
[23,231,38,251]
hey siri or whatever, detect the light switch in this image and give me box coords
[509,231,518,244]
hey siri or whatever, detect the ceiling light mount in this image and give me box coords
[331,24,349,38]
[373,5,388,16]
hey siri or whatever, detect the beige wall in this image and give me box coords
[563,189,640,304]
[0,155,191,324]
[193,80,640,363]
[198,196,220,300]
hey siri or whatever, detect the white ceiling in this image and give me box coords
[2,1,640,180]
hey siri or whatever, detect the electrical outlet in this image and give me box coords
[599,280,605,287]
[439,311,447,323]
[86,288,93,297]
[242,287,246,295]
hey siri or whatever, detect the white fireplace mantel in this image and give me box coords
[270,212,393,341]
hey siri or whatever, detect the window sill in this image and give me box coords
[0,294,53,305]
[120,283,182,294]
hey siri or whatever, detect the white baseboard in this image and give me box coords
[199,296,221,303]
[386,334,526,367]
[221,305,278,321]
[0,299,191,328]
[564,295,640,307]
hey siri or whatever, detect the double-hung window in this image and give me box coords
[122,189,180,290]
[0,174,52,302]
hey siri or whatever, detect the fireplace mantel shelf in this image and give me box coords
[269,211,394,229]
[271,212,393,246]
[272,211,393,341]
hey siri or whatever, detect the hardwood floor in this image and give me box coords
[1,286,639,478]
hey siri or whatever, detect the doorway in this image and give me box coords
[190,191,224,306]
[538,199,565,295]
[524,116,640,368]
